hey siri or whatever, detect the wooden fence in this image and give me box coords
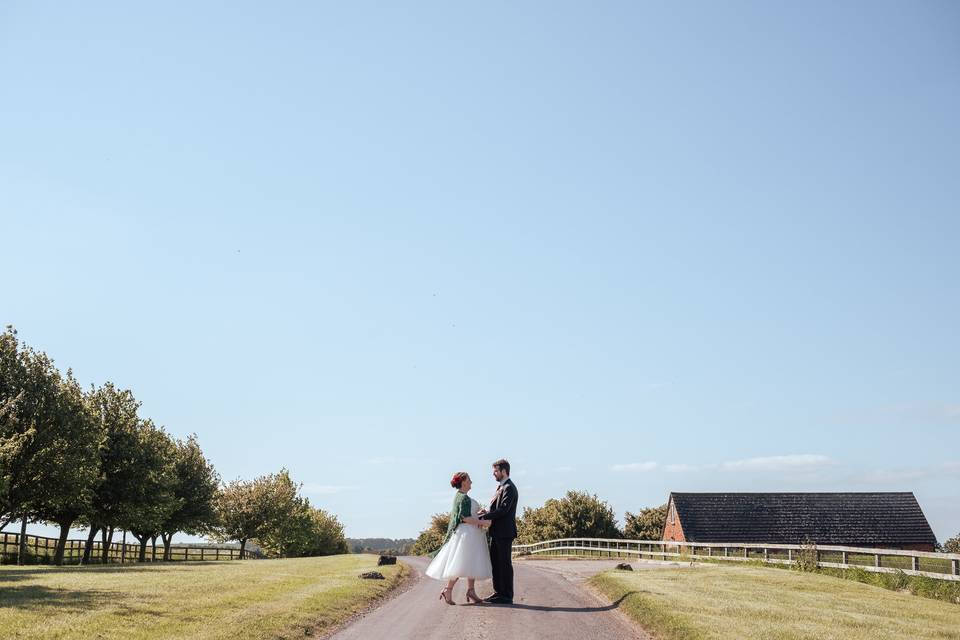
[513,538,960,582]
[0,530,263,564]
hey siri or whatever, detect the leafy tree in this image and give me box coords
[33,371,101,564]
[1,328,61,531]
[944,534,960,554]
[410,513,450,556]
[208,471,295,559]
[254,470,309,558]
[517,490,621,544]
[264,500,348,557]
[159,435,219,560]
[0,327,100,564]
[79,383,146,564]
[623,503,668,540]
[303,507,349,556]
[121,419,178,562]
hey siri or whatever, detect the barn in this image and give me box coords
[661,492,938,552]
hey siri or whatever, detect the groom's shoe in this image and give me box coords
[487,596,513,605]
[483,594,501,603]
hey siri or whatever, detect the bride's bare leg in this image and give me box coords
[465,578,482,604]
[440,578,457,605]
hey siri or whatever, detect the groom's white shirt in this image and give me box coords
[491,475,509,507]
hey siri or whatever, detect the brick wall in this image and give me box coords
[662,499,685,542]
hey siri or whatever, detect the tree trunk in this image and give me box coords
[132,533,148,562]
[54,517,74,566]
[17,515,28,565]
[240,538,247,560]
[81,526,99,565]
[151,535,157,562]
[161,532,173,561]
[121,530,127,563]
[101,526,114,564]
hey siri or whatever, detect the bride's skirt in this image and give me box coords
[425,524,493,580]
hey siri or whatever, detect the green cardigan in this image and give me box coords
[430,491,473,556]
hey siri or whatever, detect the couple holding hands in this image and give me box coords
[425,459,518,605]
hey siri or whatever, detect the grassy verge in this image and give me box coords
[591,564,960,640]
[0,554,406,640]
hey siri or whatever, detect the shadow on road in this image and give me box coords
[484,591,638,613]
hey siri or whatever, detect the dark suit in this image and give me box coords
[480,478,518,600]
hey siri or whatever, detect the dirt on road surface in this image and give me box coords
[325,556,681,640]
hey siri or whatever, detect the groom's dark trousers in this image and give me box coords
[481,479,518,601]
[489,538,514,600]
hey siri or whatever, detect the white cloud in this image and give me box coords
[717,454,831,472]
[853,461,960,485]
[611,462,658,472]
[665,464,699,473]
[303,484,359,495]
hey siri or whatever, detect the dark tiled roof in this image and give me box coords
[670,492,937,547]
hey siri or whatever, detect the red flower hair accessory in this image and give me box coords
[450,472,468,488]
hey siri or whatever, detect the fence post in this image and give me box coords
[724,546,728,558]
[911,556,919,572]
[841,551,848,565]
[763,548,768,562]
[788,549,793,562]
[952,559,959,576]
[874,554,881,568]
[743,547,748,560]
[708,546,712,557]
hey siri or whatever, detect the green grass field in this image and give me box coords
[0,554,406,640]
[592,564,960,640]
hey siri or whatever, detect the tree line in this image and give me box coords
[0,327,346,564]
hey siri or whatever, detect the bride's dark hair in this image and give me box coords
[450,472,468,489]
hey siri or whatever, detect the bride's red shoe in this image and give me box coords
[465,589,483,604]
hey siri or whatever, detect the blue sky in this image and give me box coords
[2,1,958,543]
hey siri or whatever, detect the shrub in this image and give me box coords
[793,537,818,573]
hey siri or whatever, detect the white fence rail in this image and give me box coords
[513,538,960,582]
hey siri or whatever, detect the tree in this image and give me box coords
[253,470,309,558]
[159,435,219,561]
[303,507,348,556]
[410,513,450,556]
[0,327,100,564]
[264,500,349,558]
[79,383,146,564]
[517,490,621,544]
[944,534,960,554]
[120,419,178,562]
[208,471,294,559]
[623,503,668,540]
[33,371,101,565]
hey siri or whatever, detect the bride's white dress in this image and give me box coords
[425,497,493,580]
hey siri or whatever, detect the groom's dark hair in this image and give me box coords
[493,459,510,475]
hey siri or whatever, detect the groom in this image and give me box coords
[478,458,518,604]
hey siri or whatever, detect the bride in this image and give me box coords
[425,471,493,604]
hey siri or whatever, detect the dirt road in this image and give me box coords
[326,557,680,639]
